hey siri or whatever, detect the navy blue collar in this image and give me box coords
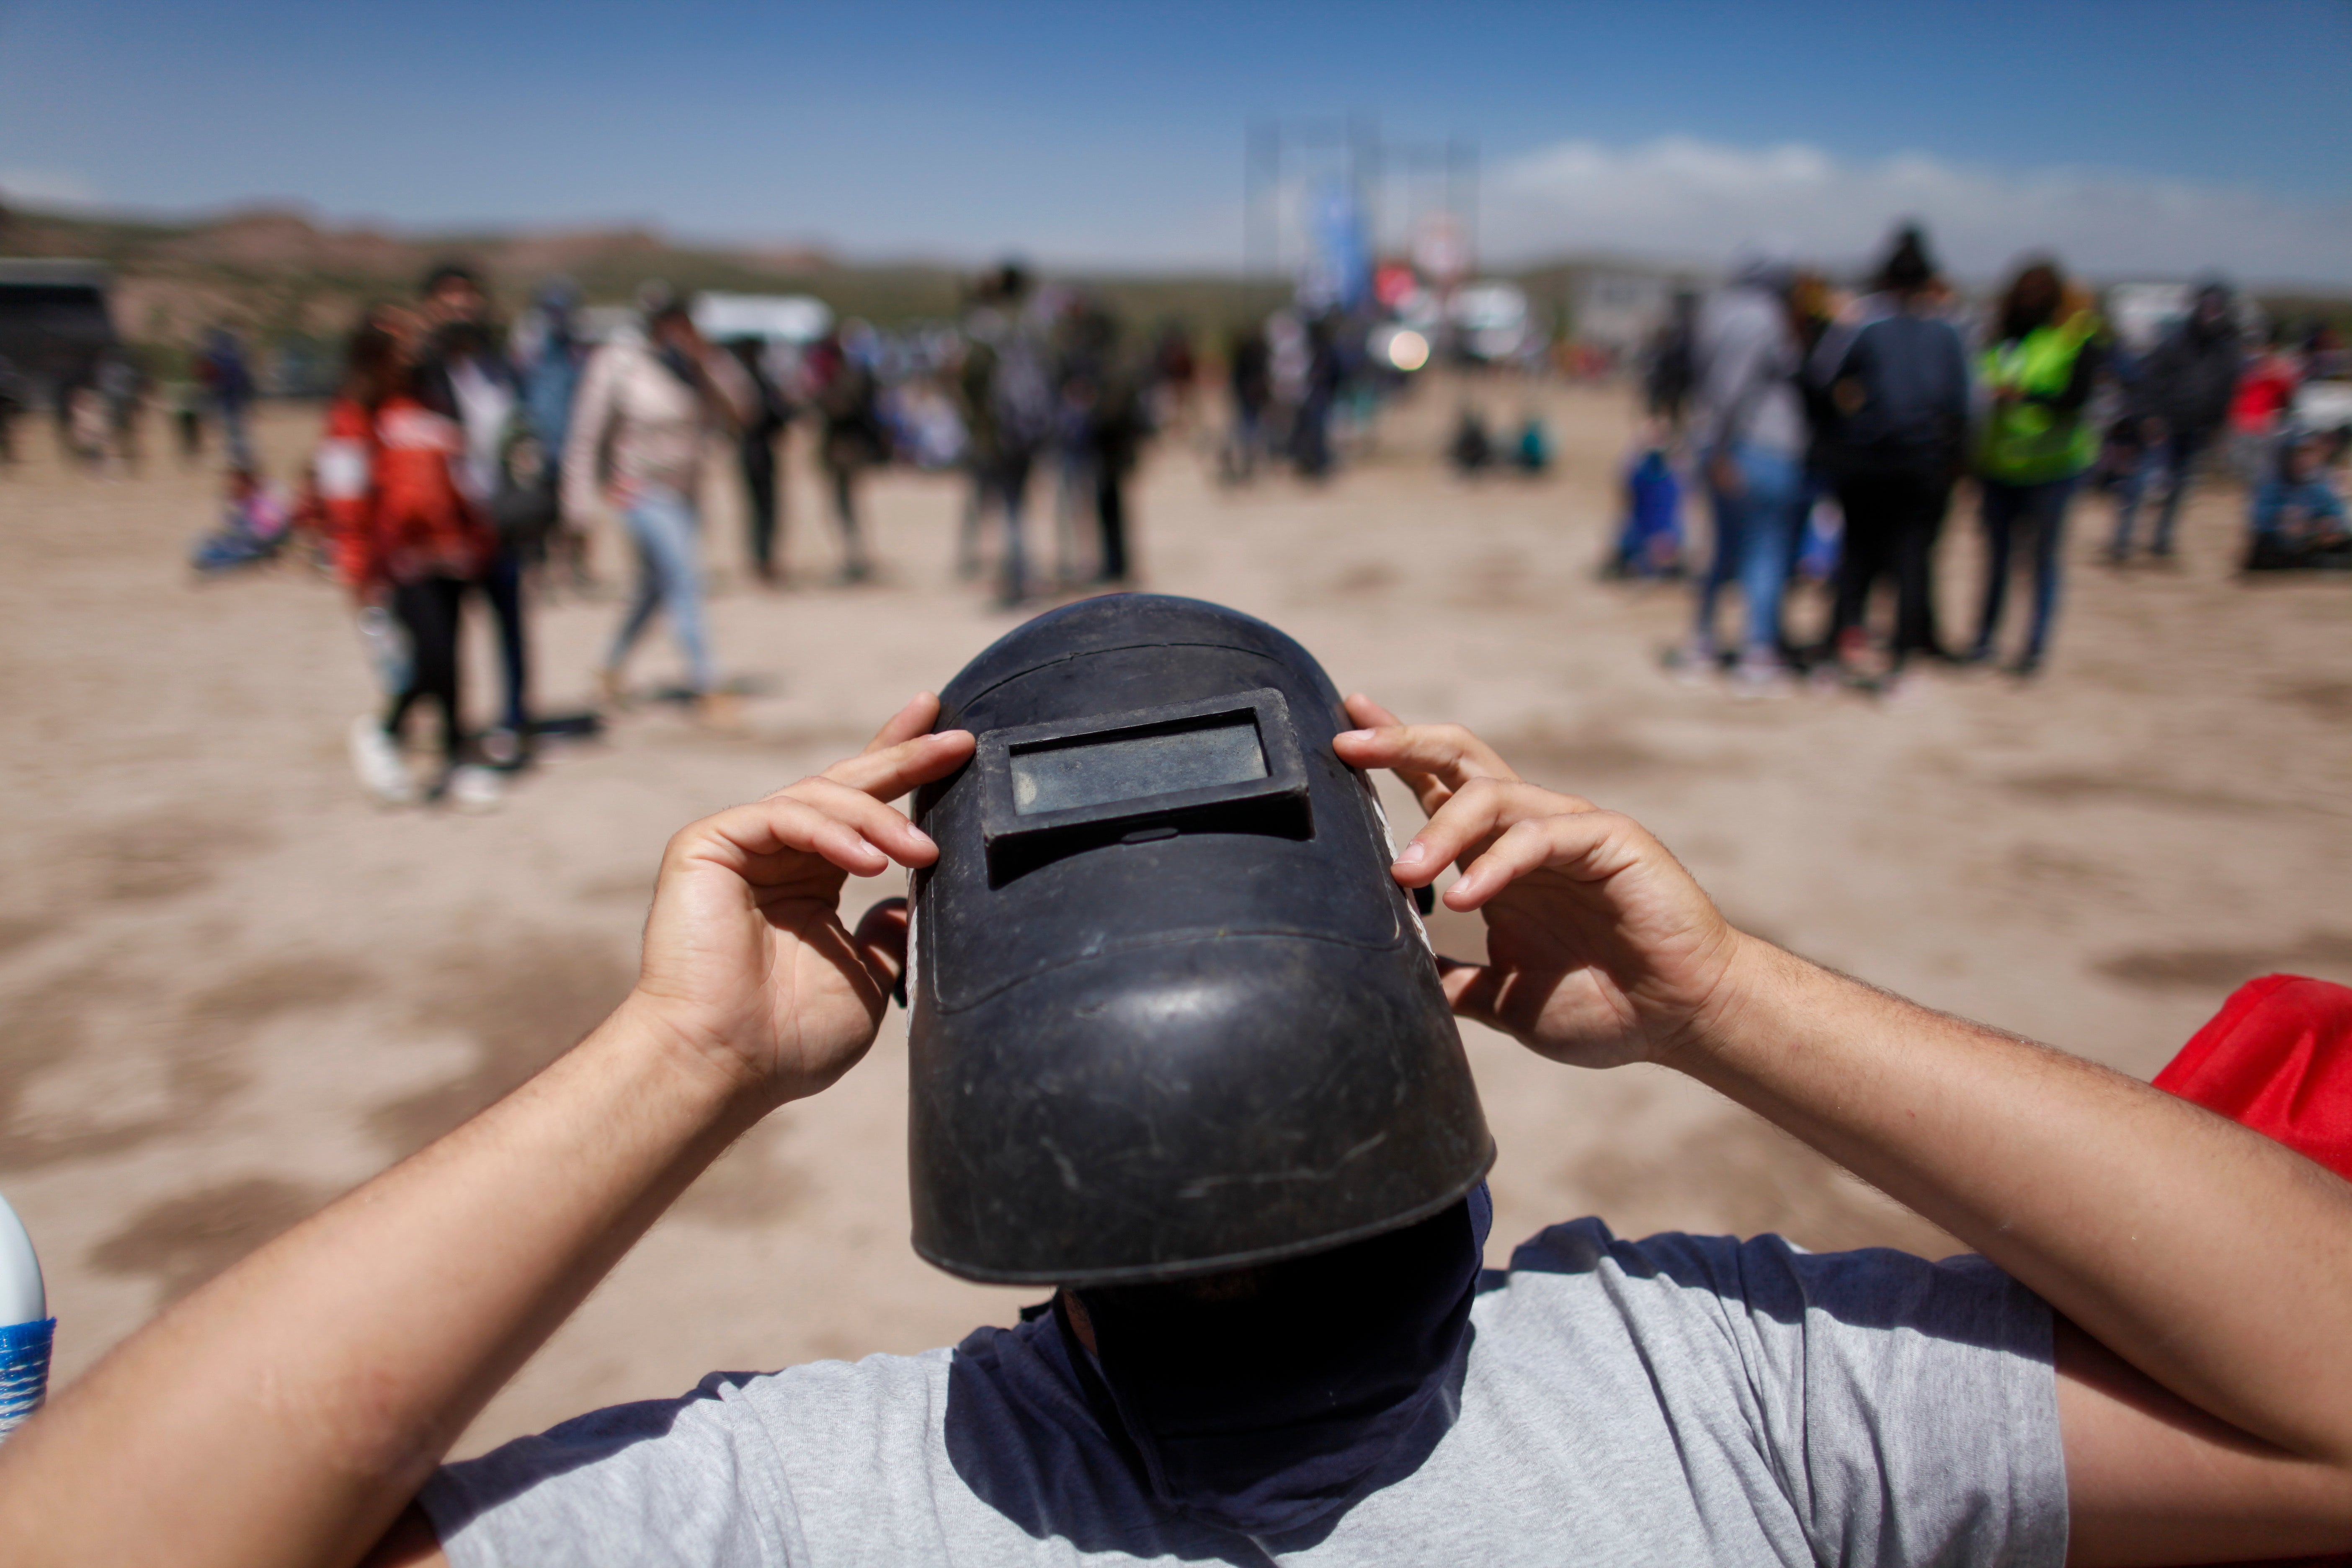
[1066,1186,1489,1537]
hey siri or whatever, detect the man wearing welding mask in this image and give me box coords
[5,598,2352,1567]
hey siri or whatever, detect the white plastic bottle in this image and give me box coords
[0,1191,53,1442]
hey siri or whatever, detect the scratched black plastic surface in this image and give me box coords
[908,595,1493,1285]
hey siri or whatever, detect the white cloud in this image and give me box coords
[1484,136,2352,286]
[0,169,102,208]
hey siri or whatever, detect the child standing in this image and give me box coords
[319,321,503,810]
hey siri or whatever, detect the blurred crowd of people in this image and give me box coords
[239,259,1195,810]
[1214,298,1526,487]
[0,325,260,480]
[14,224,2345,801]
[1616,224,2350,696]
[1218,313,1351,483]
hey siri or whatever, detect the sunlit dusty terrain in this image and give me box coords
[2,379,2346,1454]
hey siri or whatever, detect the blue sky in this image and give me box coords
[5,0,2350,280]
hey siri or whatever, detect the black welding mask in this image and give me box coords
[906,595,1493,1286]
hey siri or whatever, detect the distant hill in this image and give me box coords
[0,200,1293,369]
[0,199,1687,366]
[8,199,2340,377]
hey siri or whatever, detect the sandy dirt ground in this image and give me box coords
[1,380,2347,1457]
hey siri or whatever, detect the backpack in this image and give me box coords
[989,335,1057,457]
[490,426,560,553]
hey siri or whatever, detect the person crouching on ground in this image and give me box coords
[2245,424,2352,572]
[563,297,754,728]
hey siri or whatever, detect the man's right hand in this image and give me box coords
[629,694,972,1108]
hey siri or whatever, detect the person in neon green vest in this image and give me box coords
[1967,258,2107,677]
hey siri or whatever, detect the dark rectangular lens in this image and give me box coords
[1009,718,1268,816]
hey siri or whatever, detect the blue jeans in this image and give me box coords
[610,486,714,694]
[470,549,529,733]
[1975,476,2076,663]
[1695,444,1804,658]
[987,454,1034,605]
[215,396,254,470]
[2111,429,2204,557]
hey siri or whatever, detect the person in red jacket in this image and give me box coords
[317,317,503,811]
[2228,326,2303,481]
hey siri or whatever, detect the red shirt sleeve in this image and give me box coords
[2156,975,2352,1178]
[316,399,380,590]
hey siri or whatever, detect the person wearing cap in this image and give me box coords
[2115,279,2245,564]
[6,683,2352,1564]
[1807,224,1970,686]
[407,262,538,770]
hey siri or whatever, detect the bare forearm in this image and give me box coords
[0,997,768,1568]
[1676,936,2352,1461]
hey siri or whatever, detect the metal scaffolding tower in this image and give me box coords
[1243,114,1478,284]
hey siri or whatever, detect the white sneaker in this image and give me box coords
[348,715,416,806]
[445,764,505,814]
[1668,637,1719,687]
[1729,654,1794,700]
[479,726,526,769]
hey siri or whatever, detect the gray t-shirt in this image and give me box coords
[423,1220,2066,1566]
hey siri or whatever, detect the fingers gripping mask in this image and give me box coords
[906,595,1494,1285]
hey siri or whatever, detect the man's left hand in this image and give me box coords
[1333,699,1749,1070]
